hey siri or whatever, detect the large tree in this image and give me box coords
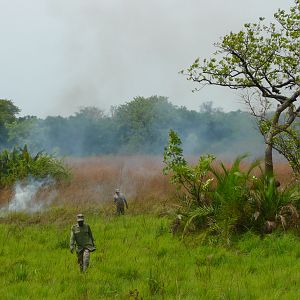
[113,96,176,153]
[183,0,300,176]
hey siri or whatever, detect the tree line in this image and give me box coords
[0,96,263,157]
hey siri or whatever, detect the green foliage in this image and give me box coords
[258,120,300,176]
[0,99,20,123]
[250,176,300,230]
[164,130,215,206]
[251,177,283,222]
[2,97,264,157]
[184,1,300,175]
[0,99,20,146]
[114,96,176,153]
[182,205,214,238]
[185,1,300,93]
[164,130,217,236]
[273,123,300,176]
[164,130,300,240]
[209,155,262,241]
[0,145,70,187]
[5,116,42,152]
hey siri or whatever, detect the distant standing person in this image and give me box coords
[70,214,96,272]
[114,189,128,215]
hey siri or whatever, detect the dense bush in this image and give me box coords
[0,145,71,187]
[164,130,300,242]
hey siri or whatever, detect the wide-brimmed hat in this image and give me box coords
[77,213,84,221]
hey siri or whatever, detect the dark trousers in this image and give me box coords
[116,204,125,215]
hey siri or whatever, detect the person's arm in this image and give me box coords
[70,227,75,253]
[88,225,95,246]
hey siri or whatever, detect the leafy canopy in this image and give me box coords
[184,1,300,103]
[183,1,300,176]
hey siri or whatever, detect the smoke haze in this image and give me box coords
[1,177,57,214]
[0,0,294,117]
[3,97,265,158]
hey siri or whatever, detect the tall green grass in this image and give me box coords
[1,210,300,299]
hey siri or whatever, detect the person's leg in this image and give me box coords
[77,251,84,272]
[83,249,90,272]
[117,204,124,215]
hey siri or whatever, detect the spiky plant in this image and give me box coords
[250,176,300,232]
[209,155,262,241]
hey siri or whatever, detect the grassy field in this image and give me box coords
[0,157,298,299]
[1,209,300,300]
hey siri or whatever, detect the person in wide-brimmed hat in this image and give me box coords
[70,214,96,272]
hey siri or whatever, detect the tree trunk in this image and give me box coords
[265,142,274,177]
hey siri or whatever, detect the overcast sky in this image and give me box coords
[0,0,294,117]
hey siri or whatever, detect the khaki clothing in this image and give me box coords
[114,193,128,215]
[70,223,95,272]
[70,223,95,254]
[77,249,90,272]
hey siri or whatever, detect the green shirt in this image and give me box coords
[70,223,95,253]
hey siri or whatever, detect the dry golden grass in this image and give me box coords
[55,156,175,212]
[0,156,296,210]
[0,188,12,207]
[273,163,295,186]
[55,156,295,207]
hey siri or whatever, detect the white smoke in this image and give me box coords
[2,177,57,213]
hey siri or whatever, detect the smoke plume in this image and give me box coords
[1,177,57,214]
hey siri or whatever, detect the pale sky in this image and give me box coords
[0,0,294,117]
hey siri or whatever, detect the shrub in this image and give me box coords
[250,176,300,231]
[164,130,300,241]
[163,129,215,235]
[0,145,70,187]
[209,155,261,241]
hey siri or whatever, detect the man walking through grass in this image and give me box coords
[114,188,128,215]
[70,214,96,272]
